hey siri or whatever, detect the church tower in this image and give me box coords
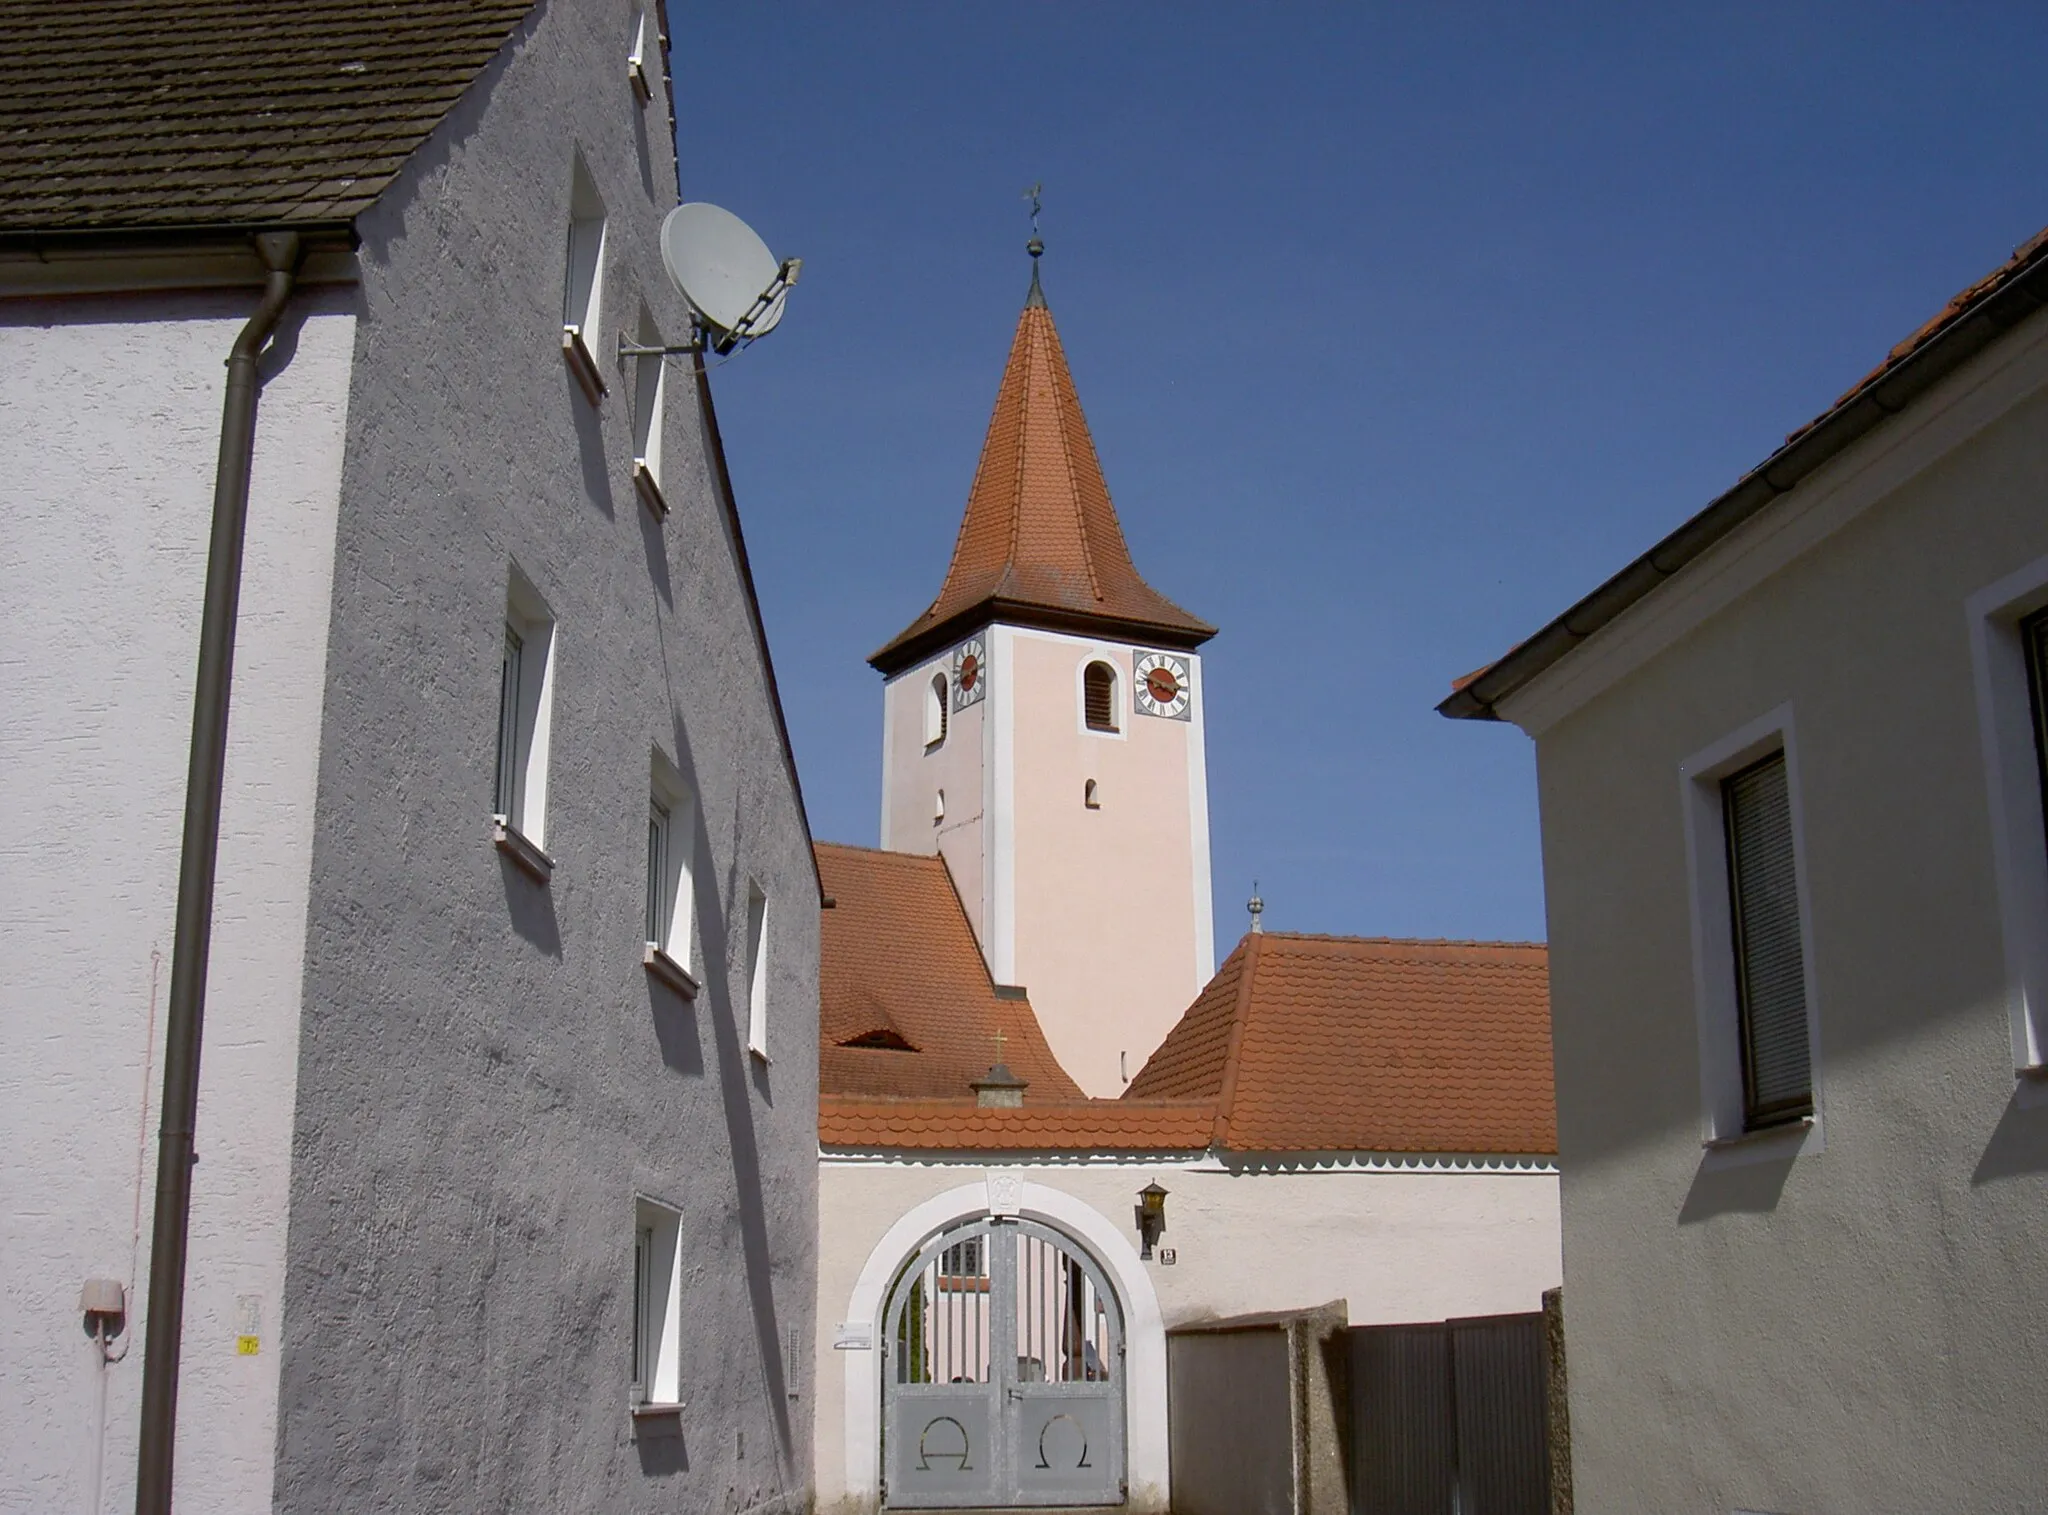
[870,244,1217,1096]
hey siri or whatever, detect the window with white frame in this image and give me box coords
[644,752,698,994]
[924,671,949,748]
[627,7,658,100]
[492,573,556,876]
[1966,555,2048,1074]
[744,882,769,1058]
[631,1198,682,1410]
[631,301,668,518]
[1679,706,1821,1148]
[562,154,608,404]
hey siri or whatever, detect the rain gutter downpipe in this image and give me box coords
[134,228,301,1515]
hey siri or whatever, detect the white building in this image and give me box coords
[0,5,819,1512]
[1443,224,2048,1511]
[810,252,1563,1515]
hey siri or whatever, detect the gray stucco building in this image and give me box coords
[0,4,820,1511]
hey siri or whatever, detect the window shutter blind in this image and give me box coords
[1723,752,1813,1125]
[1084,663,1116,731]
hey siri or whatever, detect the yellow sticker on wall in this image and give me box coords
[236,1335,260,1355]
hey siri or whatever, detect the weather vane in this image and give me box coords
[1023,182,1043,239]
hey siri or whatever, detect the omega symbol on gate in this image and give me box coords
[917,1416,973,1471]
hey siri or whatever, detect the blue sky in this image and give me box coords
[673,2,2048,948]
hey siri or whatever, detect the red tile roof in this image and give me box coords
[819,1095,1217,1152]
[816,843,1083,1101]
[1126,933,1556,1155]
[1442,222,2048,722]
[869,275,1215,673]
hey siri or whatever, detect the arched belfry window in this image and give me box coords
[925,672,949,748]
[1083,661,1119,733]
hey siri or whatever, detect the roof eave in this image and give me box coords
[869,596,1218,675]
[1439,237,2048,724]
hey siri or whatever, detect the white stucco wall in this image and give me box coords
[0,292,353,1514]
[811,1154,1560,1514]
[881,651,990,949]
[882,622,1216,1096]
[1511,309,2048,1512]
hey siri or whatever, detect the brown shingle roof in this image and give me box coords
[819,1095,1216,1153]
[0,0,535,235]
[817,843,1083,1101]
[1442,222,2048,722]
[1127,932,1557,1155]
[869,276,1215,673]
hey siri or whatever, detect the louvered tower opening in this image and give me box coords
[1083,661,1118,733]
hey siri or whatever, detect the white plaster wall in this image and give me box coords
[811,1156,1560,1514]
[1008,629,1209,1095]
[0,294,353,1513]
[1524,325,2048,1511]
[881,653,988,948]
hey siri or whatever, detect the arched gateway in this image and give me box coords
[882,1216,1126,1508]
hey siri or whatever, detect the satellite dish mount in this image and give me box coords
[621,202,801,364]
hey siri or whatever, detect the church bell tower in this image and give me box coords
[870,240,1217,1097]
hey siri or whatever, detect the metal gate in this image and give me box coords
[882,1215,1125,1508]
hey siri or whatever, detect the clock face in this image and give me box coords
[952,636,987,710]
[1133,651,1192,721]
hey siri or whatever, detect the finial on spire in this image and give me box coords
[1248,881,1264,935]
[1023,181,1046,307]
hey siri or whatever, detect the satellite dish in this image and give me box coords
[659,202,801,353]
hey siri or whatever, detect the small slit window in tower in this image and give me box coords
[1084,661,1118,733]
[925,671,949,748]
[1084,779,1100,809]
[934,788,945,826]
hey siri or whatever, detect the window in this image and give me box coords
[1083,660,1118,733]
[1084,778,1100,810]
[644,753,698,995]
[1965,557,2048,1076]
[2024,606,2048,874]
[627,7,657,100]
[1723,753,1813,1127]
[933,788,945,826]
[562,154,608,405]
[744,883,769,1059]
[925,671,949,748]
[492,573,556,880]
[631,1199,682,1411]
[1679,706,1821,1155]
[631,302,668,517]
[938,1236,984,1290]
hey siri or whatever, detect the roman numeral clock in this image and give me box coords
[952,635,986,711]
[1133,650,1192,721]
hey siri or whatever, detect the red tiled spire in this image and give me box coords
[869,264,1215,673]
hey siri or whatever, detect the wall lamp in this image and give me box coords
[1134,1181,1168,1261]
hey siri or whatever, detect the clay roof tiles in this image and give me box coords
[816,843,1083,1102]
[1126,932,1557,1156]
[0,0,537,234]
[870,278,1215,672]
